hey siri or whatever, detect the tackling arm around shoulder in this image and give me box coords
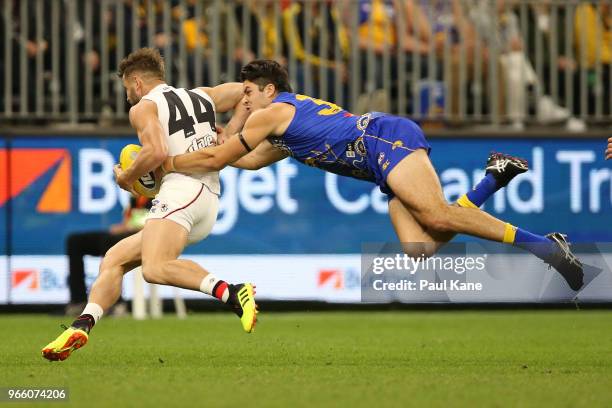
[200,82,243,113]
[200,82,251,142]
[165,107,282,173]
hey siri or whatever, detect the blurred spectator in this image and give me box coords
[180,0,211,86]
[65,196,151,316]
[182,2,209,53]
[71,0,104,113]
[574,1,611,116]
[411,0,501,119]
[6,0,51,112]
[1,0,610,127]
[353,0,395,112]
[575,2,611,69]
[344,0,432,113]
[523,1,588,130]
[348,0,436,57]
[467,0,571,128]
[233,0,288,63]
[282,0,348,99]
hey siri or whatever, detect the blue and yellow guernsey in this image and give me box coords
[269,92,430,192]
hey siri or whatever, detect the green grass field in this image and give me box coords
[2,310,612,407]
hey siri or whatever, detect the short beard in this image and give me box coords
[128,94,141,105]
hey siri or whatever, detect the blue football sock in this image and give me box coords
[509,226,555,261]
[466,173,498,207]
[457,173,499,208]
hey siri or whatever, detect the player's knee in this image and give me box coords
[95,258,119,287]
[401,243,437,258]
[99,245,132,276]
[141,263,163,284]
[99,247,121,273]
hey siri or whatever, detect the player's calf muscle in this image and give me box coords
[413,206,456,233]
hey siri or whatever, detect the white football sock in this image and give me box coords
[81,303,104,324]
[199,274,230,303]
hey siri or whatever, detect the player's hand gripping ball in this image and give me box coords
[119,144,162,198]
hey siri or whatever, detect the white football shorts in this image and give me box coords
[146,177,219,244]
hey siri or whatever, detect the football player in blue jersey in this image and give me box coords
[163,60,583,291]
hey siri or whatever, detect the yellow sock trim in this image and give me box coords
[503,223,517,244]
[457,194,478,209]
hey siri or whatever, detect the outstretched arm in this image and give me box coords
[164,105,286,173]
[230,139,288,170]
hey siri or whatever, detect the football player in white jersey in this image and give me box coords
[42,48,256,362]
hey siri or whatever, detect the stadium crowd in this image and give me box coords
[1,0,610,127]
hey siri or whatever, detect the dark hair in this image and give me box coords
[239,60,293,93]
[117,47,165,80]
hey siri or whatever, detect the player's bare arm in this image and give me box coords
[230,139,289,170]
[166,103,293,173]
[219,99,252,144]
[115,100,168,193]
[200,82,244,113]
[605,137,612,160]
[201,82,252,144]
